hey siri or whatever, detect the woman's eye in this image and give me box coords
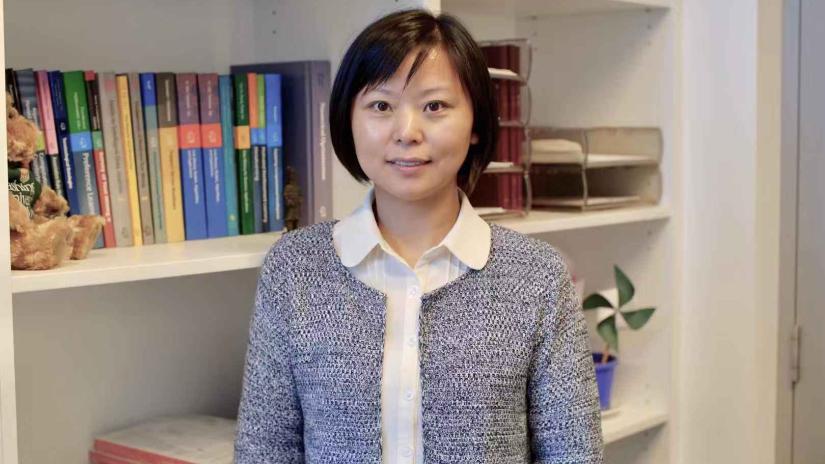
[371,101,391,112]
[425,101,446,112]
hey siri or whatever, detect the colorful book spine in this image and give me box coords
[140,73,167,243]
[63,70,104,249]
[218,75,239,236]
[116,74,143,247]
[97,72,134,246]
[233,74,254,235]
[128,73,155,245]
[247,73,264,234]
[16,69,52,189]
[35,70,65,199]
[175,73,208,240]
[49,71,79,215]
[264,74,284,232]
[197,73,228,238]
[85,71,116,248]
[155,73,185,242]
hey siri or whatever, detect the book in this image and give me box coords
[97,72,134,247]
[264,73,284,232]
[116,74,144,247]
[89,449,140,464]
[15,69,52,189]
[247,73,264,234]
[140,73,167,243]
[35,70,65,199]
[156,73,186,242]
[230,61,333,228]
[63,71,104,249]
[256,73,268,232]
[49,71,79,215]
[91,415,235,464]
[176,73,208,240]
[5,68,22,112]
[232,73,254,235]
[129,73,155,245]
[85,71,116,248]
[218,75,240,236]
[197,73,228,238]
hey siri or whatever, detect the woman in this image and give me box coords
[234,8,603,463]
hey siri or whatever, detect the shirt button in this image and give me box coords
[408,286,420,297]
[404,390,415,401]
[401,445,413,457]
[407,336,417,347]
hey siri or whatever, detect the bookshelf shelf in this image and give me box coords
[10,232,283,294]
[602,406,668,444]
[11,205,669,294]
[444,0,670,18]
[494,203,670,235]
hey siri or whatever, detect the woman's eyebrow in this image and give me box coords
[417,86,451,97]
[364,85,451,97]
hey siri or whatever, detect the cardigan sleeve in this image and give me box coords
[234,243,305,463]
[528,253,604,463]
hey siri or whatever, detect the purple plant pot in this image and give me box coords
[593,353,618,411]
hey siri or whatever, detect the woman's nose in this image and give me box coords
[392,108,424,145]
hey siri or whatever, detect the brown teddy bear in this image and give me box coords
[7,92,105,270]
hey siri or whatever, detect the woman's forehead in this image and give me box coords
[361,46,463,96]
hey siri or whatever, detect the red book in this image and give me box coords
[89,449,140,464]
[92,415,235,464]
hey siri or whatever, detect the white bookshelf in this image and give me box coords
[602,406,668,444]
[0,0,680,462]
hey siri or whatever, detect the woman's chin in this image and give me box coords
[374,180,455,204]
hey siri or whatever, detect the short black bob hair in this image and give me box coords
[329,8,497,196]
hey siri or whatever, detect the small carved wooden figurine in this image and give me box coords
[283,165,303,232]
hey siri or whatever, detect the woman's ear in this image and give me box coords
[470,133,479,144]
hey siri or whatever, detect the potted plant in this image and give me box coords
[582,265,656,412]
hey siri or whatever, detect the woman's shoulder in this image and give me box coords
[488,223,571,279]
[260,220,337,274]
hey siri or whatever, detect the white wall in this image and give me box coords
[679,1,766,463]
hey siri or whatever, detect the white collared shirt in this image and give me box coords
[332,185,492,464]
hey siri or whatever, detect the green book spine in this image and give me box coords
[233,74,254,234]
[64,71,90,134]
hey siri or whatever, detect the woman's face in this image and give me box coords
[351,45,478,203]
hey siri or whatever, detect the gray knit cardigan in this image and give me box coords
[234,220,604,463]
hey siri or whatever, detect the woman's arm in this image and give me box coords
[235,244,305,463]
[528,253,604,463]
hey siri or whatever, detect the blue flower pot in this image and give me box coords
[593,353,618,411]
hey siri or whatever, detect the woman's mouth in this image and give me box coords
[387,159,432,174]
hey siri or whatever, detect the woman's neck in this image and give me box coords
[373,183,461,269]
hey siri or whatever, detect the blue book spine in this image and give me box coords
[204,146,227,237]
[197,74,228,238]
[49,71,79,214]
[179,147,208,240]
[264,74,284,232]
[218,75,240,236]
[70,126,103,249]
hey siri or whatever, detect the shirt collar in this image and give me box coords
[333,185,492,270]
